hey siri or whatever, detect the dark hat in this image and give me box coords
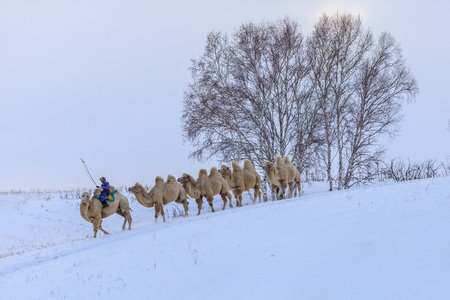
[100,177,106,182]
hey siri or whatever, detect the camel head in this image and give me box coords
[177,173,193,185]
[128,182,146,194]
[218,165,230,175]
[80,191,93,205]
[263,161,274,172]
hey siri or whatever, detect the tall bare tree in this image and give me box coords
[307,13,417,190]
[343,32,418,188]
[308,13,373,190]
[182,18,316,169]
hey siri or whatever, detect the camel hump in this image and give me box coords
[283,155,292,164]
[166,174,177,182]
[275,155,285,165]
[231,160,242,170]
[243,159,255,171]
[93,187,102,196]
[275,156,288,171]
[198,168,208,177]
[210,166,218,174]
[155,176,164,184]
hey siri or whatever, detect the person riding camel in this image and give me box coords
[98,176,110,208]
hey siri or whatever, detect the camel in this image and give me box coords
[79,186,132,238]
[283,155,301,197]
[263,161,282,200]
[263,155,301,199]
[177,168,218,215]
[219,159,262,206]
[128,175,189,222]
[209,166,234,209]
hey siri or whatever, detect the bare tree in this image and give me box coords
[343,32,418,188]
[182,18,317,170]
[306,15,336,191]
[307,13,373,190]
[307,13,417,190]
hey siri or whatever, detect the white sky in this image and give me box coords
[1,0,449,190]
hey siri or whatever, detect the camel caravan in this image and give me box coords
[80,156,301,237]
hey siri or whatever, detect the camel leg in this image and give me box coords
[155,203,166,222]
[127,213,132,230]
[195,198,203,216]
[182,200,189,216]
[288,182,295,198]
[93,218,108,238]
[120,211,132,230]
[297,180,301,197]
[255,188,261,203]
[227,192,233,208]
[160,206,166,222]
[115,211,127,231]
[121,217,127,231]
[269,184,277,201]
[233,190,243,207]
[120,213,132,230]
[206,196,215,212]
[252,188,261,204]
[280,182,288,199]
[121,211,133,230]
[219,194,227,210]
[154,203,161,222]
[233,189,243,207]
[118,204,133,230]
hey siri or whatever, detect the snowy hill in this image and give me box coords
[1,177,450,299]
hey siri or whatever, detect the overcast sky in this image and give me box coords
[1,0,449,190]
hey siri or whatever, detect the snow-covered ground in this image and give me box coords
[1,177,449,299]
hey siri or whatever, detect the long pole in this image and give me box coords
[80,158,98,187]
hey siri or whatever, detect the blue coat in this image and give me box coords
[99,181,110,201]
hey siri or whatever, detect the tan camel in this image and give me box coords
[177,168,217,215]
[263,160,282,200]
[283,155,301,197]
[209,166,234,209]
[219,159,261,206]
[264,155,301,199]
[128,175,189,222]
[79,186,132,238]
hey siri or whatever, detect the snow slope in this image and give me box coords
[1,177,449,299]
